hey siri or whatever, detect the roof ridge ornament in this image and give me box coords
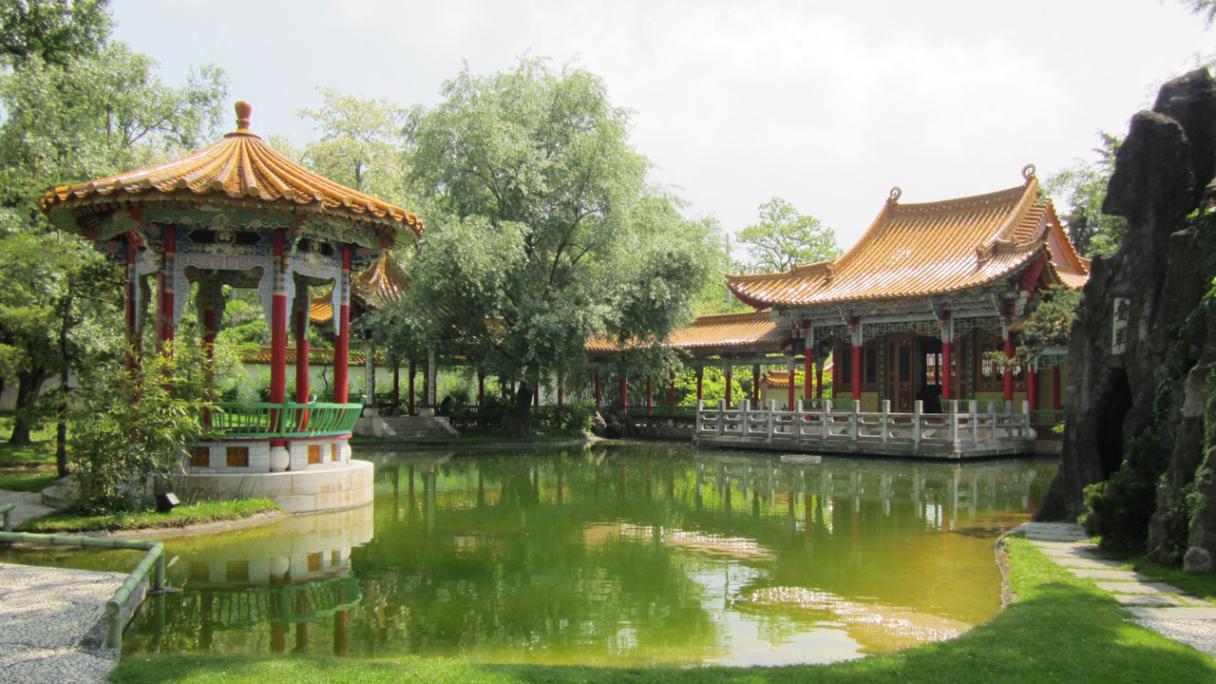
[888,186,902,203]
[1022,163,1036,183]
[235,100,252,131]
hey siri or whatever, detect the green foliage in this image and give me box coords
[987,285,1082,376]
[395,59,718,429]
[1044,132,1126,257]
[736,196,841,273]
[298,87,411,211]
[1081,427,1170,554]
[69,344,212,514]
[0,0,110,66]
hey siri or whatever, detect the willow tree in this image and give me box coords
[397,59,718,433]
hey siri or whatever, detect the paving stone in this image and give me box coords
[1126,606,1216,621]
[1052,557,1127,570]
[1069,568,1151,582]
[1097,581,1185,595]
[1112,593,1186,607]
[1132,619,1216,657]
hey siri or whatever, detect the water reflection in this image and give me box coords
[125,444,1055,666]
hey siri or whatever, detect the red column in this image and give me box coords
[156,226,176,352]
[270,231,289,408]
[295,309,310,404]
[695,367,704,402]
[477,370,485,409]
[667,369,676,409]
[593,370,602,406]
[804,349,813,401]
[645,377,653,415]
[851,344,862,401]
[752,364,760,403]
[334,244,352,403]
[1003,321,1014,403]
[787,359,796,409]
[1027,363,1038,411]
[942,339,952,401]
[407,359,416,415]
[619,374,628,409]
[724,363,733,405]
[1052,366,1062,410]
[124,237,138,371]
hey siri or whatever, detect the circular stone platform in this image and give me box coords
[174,459,373,514]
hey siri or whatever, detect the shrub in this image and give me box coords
[1080,427,1168,553]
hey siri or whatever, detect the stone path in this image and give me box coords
[0,562,123,683]
[1014,522,1216,657]
[0,489,53,528]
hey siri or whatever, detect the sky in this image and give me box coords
[111,0,1214,254]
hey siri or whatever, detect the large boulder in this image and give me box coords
[1038,68,1216,569]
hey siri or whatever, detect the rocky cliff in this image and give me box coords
[1037,68,1216,571]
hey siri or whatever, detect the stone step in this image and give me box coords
[1126,606,1216,621]
[1097,581,1185,595]
[1112,593,1187,607]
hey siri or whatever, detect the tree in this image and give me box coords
[0,41,227,451]
[0,0,110,67]
[1044,133,1126,256]
[299,87,409,206]
[396,59,717,433]
[737,197,840,272]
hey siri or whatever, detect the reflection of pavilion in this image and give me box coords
[133,506,373,655]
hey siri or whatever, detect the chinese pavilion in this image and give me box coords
[687,166,1089,457]
[40,101,424,511]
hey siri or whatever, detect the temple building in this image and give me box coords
[40,101,423,511]
[687,165,1089,457]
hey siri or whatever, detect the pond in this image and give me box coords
[7,442,1057,667]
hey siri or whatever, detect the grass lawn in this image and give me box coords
[0,468,59,492]
[0,414,57,467]
[110,538,1215,683]
[1130,556,1216,604]
[17,498,279,533]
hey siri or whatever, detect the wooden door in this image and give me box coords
[886,335,915,412]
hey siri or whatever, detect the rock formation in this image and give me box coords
[1037,68,1216,570]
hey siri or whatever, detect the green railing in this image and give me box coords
[207,401,362,440]
[0,529,166,652]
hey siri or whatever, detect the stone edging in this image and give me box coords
[993,536,1017,608]
[35,510,288,541]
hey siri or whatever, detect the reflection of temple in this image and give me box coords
[129,506,373,656]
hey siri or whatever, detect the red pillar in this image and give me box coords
[695,367,704,402]
[270,230,289,451]
[851,344,862,402]
[816,357,824,399]
[1003,321,1014,403]
[619,374,628,409]
[667,369,676,409]
[1052,366,1062,410]
[334,244,352,403]
[804,349,813,401]
[724,363,733,405]
[787,359,796,409]
[477,370,485,409]
[645,376,653,415]
[407,359,416,415]
[752,364,760,403]
[156,226,176,352]
[1027,363,1038,411]
[124,237,138,370]
[593,370,602,406]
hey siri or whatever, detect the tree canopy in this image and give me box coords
[1044,132,1126,257]
[737,197,840,272]
[298,87,410,207]
[390,59,720,430]
[0,0,110,67]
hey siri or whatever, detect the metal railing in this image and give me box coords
[695,398,1035,453]
[0,529,166,652]
[207,401,362,440]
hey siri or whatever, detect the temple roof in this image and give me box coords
[585,310,789,356]
[727,168,1090,309]
[311,251,410,324]
[41,101,423,242]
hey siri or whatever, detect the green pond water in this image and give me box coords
[4,442,1057,666]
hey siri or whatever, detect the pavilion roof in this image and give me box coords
[310,251,410,324]
[726,168,1090,310]
[585,310,790,357]
[41,101,423,244]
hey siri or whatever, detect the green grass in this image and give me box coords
[17,498,279,533]
[350,431,588,446]
[0,414,56,467]
[1130,556,1216,604]
[110,538,1214,683]
[0,468,59,492]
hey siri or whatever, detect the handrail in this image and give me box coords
[0,530,166,652]
[208,401,362,440]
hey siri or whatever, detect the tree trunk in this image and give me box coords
[503,382,534,436]
[8,370,45,445]
[56,288,72,477]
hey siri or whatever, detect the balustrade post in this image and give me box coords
[795,399,804,439]
[989,401,999,444]
[948,400,958,446]
[1022,400,1031,439]
[881,399,890,443]
[852,399,860,441]
[767,400,776,443]
[740,398,750,437]
[696,399,704,433]
[822,399,831,440]
[914,400,923,449]
[970,400,979,445]
[717,399,726,436]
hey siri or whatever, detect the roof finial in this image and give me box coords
[235,100,252,130]
[1022,163,1036,183]
[888,186,902,203]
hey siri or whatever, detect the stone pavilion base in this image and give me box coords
[174,459,373,514]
